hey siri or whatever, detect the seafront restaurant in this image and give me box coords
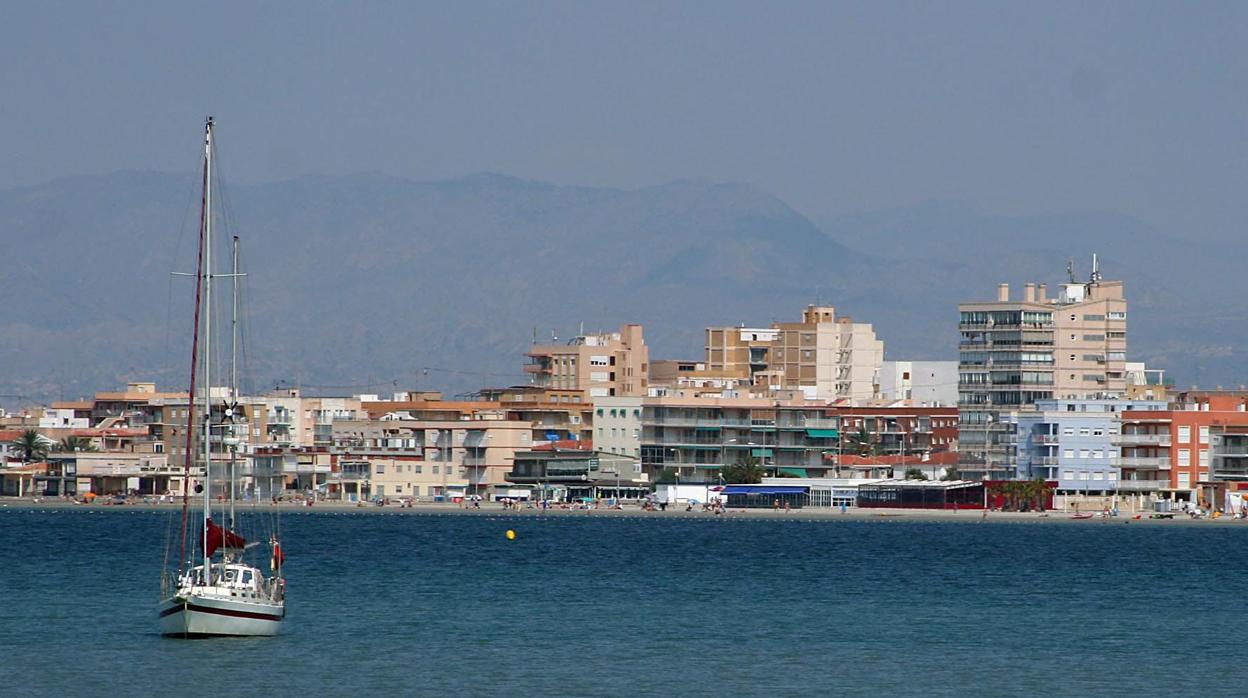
[504,445,650,502]
[721,484,811,509]
[856,480,986,509]
[721,478,890,509]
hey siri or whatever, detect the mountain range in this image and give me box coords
[2,171,1243,405]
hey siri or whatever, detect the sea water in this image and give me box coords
[0,508,1241,696]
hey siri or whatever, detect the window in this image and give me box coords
[1178,449,1190,467]
[1199,450,1209,467]
[1064,449,1074,458]
[1083,314,1105,322]
[374,463,384,474]
[432,465,440,474]
[1178,426,1190,443]
[1178,472,1191,488]
[1063,470,1075,480]
[1092,450,1103,459]
[1199,426,1210,444]
[1063,427,1074,436]
[414,465,422,474]
[1079,449,1089,459]
[1079,428,1090,436]
[1108,311,1126,320]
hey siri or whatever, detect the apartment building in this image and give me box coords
[332,411,535,498]
[958,259,1127,479]
[1004,398,1166,494]
[593,396,643,459]
[1120,392,1248,504]
[703,305,884,402]
[523,324,649,398]
[638,394,956,482]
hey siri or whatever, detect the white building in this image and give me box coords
[878,361,958,406]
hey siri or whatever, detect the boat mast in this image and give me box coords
[229,235,239,531]
[202,116,214,577]
[176,119,212,577]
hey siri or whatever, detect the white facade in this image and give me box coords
[593,396,642,458]
[879,361,958,406]
[39,408,89,429]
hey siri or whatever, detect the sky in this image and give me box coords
[3,1,1247,241]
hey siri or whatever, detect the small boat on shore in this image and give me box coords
[1071,513,1094,520]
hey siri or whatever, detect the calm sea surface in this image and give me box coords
[0,508,1242,696]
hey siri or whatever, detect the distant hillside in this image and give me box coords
[1,174,1241,406]
[0,172,879,402]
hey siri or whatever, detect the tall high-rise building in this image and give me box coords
[703,305,884,403]
[957,258,1127,479]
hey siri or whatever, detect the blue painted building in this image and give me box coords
[1003,398,1167,493]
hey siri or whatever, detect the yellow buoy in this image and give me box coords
[505,529,516,540]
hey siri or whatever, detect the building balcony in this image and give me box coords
[1034,434,1060,445]
[1116,480,1166,492]
[1119,456,1170,469]
[333,470,370,481]
[1114,433,1171,446]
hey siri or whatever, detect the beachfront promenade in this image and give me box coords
[2,496,1243,525]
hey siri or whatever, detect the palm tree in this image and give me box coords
[844,426,882,457]
[722,454,766,484]
[11,429,50,463]
[55,436,96,453]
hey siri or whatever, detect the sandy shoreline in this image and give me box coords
[1,497,1242,525]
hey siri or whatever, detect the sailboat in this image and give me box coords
[159,117,286,638]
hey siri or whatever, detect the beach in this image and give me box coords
[2,495,1240,525]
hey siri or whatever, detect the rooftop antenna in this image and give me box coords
[1066,258,1076,284]
[1090,253,1101,284]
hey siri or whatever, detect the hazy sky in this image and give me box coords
[4,1,1247,241]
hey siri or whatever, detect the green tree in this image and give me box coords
[904,468,928,481]
[654,468,679,485]
[721,454,765,484]
[940,467,959,481]
[844,426,881,457]
[11,429,50,463]
[55,436,96,453]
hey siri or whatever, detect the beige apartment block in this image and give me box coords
[703,305,884,403]
[957,259,1128,479]
[523,324,649,398]
[331,417,533,498]
[259,389,361,448]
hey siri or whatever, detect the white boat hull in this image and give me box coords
[159,593,284,638]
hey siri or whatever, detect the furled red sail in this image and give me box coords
[204,518,246,557]
[271,541,285,573]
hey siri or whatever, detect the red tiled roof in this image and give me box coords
[72,428,147,438]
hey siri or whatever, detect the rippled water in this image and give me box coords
[0,508,1241,696]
